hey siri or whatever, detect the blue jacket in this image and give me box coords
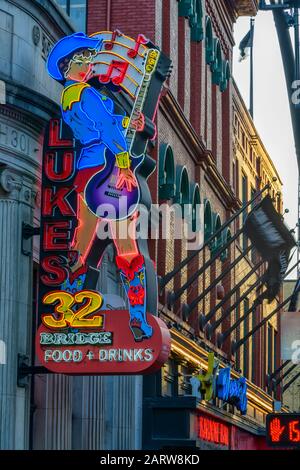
[61,81,127,169]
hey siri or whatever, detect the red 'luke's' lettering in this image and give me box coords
[44,151,75,182]
[42,187,75,217]
[48,119,73,147]
[41,255,68,286]
[43,221,71,251]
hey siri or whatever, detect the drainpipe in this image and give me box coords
[107,0,112,30]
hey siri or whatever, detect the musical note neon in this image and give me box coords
[99,60,129,86]
[105,30,122,50]
[127,34,148,59]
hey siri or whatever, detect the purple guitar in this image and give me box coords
[84,48,160,221]
[84,149,144,220]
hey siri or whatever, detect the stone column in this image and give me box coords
[0,167,36,449]
[33,374,73,450]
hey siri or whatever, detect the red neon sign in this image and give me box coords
[37,117,171,375]
[289,420,300,442]
[266,414,300,447]
[198,415,230,447]
[36,310,170,375]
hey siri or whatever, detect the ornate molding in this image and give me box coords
[0,167,37,206]
[0,103,44,136]
[232,0,259,17]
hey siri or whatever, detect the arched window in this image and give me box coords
[191,0,204,42]
[204,199,213,240]
[205,16,214,64]
[212,39,223,85]
[175,166,190,218]
[210,213,222,253]
[220,228,232,261]
[220,60,231,92]
[178,0,193,17]
[190,183,201,232]
[179,1,204,42]
[159,143,176,200]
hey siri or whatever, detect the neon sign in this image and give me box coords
[266,414,300,448]
[216,368,248,415]
[36,31,172,374]
[198,414,230,447]
[190,353,248,415]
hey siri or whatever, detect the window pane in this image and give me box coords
[243,298,249,378]
[55,0,67,12]
[70,0,87,32]
[242,174,248,250]
[54,1,87,32]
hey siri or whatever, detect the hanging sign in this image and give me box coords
[190,352,248,415]
[36,31,172,374]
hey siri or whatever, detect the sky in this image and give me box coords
[233,10,299,278]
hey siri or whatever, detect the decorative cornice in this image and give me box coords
[227,0,259,19]
[0,104,44,135]
[8,0,75,38]
[2,78,60,126]
[0,167,37,206]
[206,0,235,53]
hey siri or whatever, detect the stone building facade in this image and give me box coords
[0,0,145,450]
[0,0,73,449]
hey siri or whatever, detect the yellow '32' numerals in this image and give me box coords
[42,290,104,329]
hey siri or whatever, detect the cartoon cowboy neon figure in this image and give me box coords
[47,32,152,341]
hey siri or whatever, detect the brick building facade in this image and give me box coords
[0,0,290,450]
[84,0,286,449]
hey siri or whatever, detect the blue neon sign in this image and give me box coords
[216,367,248,415]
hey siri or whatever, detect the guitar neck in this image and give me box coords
[125,49,160,151]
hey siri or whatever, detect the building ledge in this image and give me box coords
[232,0,259,17]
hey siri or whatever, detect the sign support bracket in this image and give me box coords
[21,223,40,256]
[17,354,53,388]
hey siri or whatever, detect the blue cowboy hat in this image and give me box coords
[47,32,102,81]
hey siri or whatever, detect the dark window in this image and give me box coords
[235,298,240,371]
[250,186,257,263]
[232,162,235,190]
[268,325,273,375]
[274,330,278,376]
[204,200,212,240]
[241,130,245,149]
[234,114,238,129]
[251,312,256,383]
[243,298,249,378]
[277,195,281,213]
[235,160,239,196]
[55,0,87,32]
[242,174,248,250]
[162,360,178,397]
